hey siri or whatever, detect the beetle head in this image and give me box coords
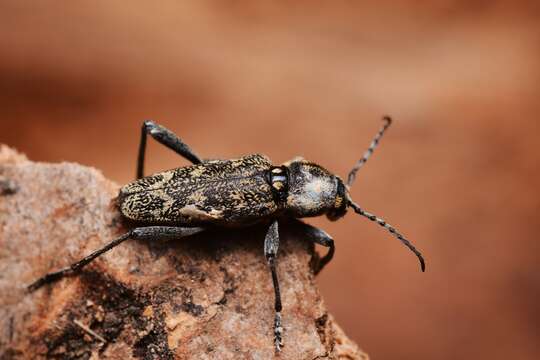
[282,158,348,220]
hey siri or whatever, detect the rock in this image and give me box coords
[0,145,368,360]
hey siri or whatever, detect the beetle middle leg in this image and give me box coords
[137,120,203,179]
[295,221,335,275]
[264,220,284,352]
[28,226,204,292]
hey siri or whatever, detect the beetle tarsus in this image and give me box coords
[27,268,74,292]
[274,311,284,352]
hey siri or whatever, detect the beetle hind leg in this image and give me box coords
[28,226,205,292]
[27,232,133,292]
[137,120,203,179]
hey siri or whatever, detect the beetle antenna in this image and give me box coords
[349,200,425,272]
[347,116,392,187]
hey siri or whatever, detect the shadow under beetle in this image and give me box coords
[29,116,425,351]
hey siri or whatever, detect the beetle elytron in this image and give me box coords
[29,117,425,351]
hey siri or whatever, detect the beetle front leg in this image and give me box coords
[264,220,284,352]
[137,120,203,179]
[28,226,205,292]
[296,221,335,275]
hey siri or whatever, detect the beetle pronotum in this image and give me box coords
[29,116,425,351]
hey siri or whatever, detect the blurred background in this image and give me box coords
[1,1,539,359]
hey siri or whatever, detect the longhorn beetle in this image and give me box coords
[28,116,425,351]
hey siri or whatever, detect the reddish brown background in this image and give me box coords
[1,2,539,359]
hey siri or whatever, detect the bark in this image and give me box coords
[0,145,368,360]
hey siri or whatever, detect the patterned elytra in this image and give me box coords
[118,154,281,226]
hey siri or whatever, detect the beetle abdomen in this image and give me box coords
[118,154,278,225]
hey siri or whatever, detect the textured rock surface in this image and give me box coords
[0,145,367,360]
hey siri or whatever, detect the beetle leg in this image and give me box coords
[27,226,205,292]
[264,220,284,352]
[137,120,203,179]
[296,221,335,275]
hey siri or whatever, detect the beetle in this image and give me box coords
[28,116,425,351]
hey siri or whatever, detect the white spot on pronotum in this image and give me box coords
[288,173,335,211]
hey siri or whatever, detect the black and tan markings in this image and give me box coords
[29,118,425,353]
[119,154,280,226]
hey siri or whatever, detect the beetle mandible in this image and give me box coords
[28,116,425,351]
